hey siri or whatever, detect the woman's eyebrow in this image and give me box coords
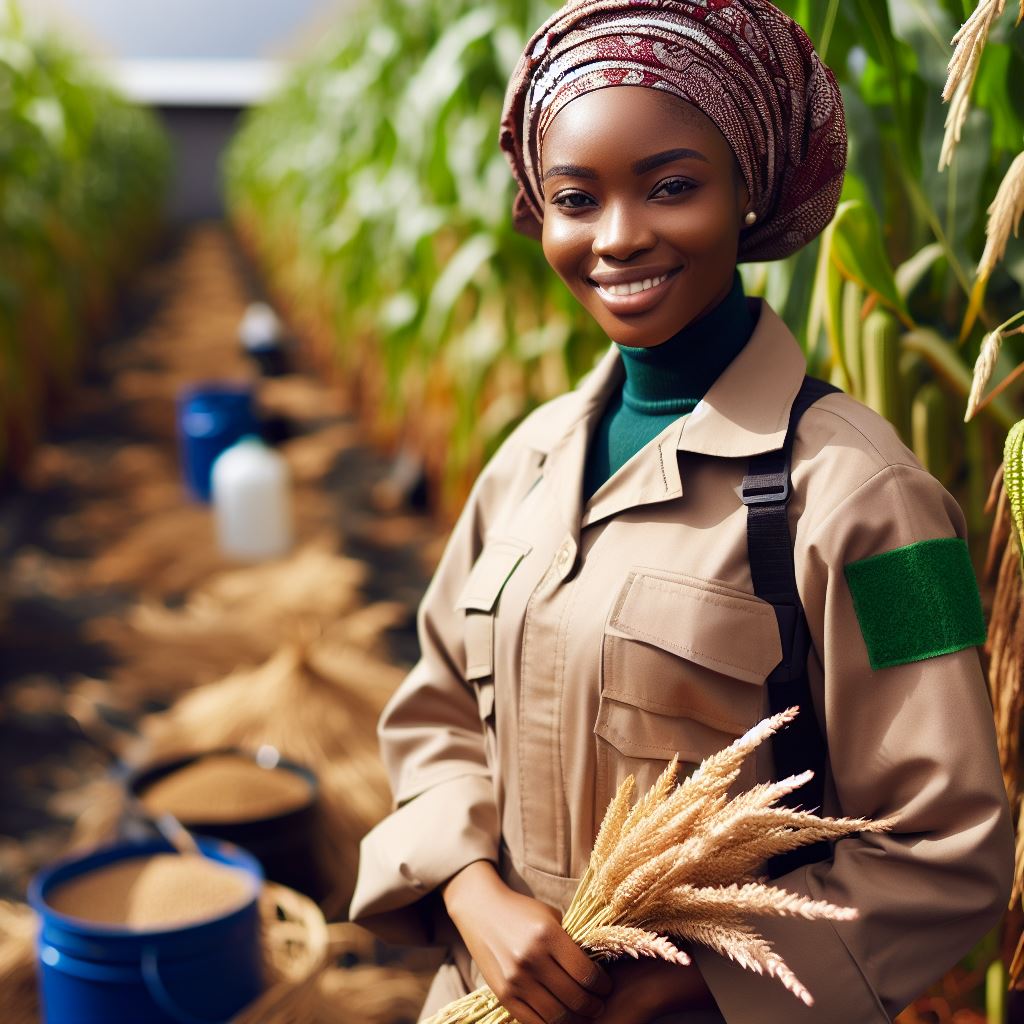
[542,148,710,182]
[632,148,709,174]
[542,163,597,181]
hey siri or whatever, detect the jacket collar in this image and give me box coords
[570,297,808,459]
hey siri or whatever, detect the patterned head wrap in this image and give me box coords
[499,0,847,262]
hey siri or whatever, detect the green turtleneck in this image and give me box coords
[582,270,756,504]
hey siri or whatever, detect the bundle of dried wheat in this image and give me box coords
[0,900,38,1024]
[427,709,893,1024]
[131,638,400,917]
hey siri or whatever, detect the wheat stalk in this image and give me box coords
[966,329,1004,421]
[940,0,1007,171]
[423,708,894,1023]
[977,152,1024,281]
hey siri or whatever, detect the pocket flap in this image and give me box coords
[455,539,532,613]
[606,569,783,685]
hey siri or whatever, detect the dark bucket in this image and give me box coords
[126,749,324,900]
[29,836,264,1024]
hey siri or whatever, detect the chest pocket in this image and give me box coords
[455,538,532,687]
[597,568,783,767]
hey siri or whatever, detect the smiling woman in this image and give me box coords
[348,3,1014,1024]
[539,88,749,346]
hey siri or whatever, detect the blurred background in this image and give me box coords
[1,0,1024,1021]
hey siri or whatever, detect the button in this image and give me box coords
[399,862,426,891]
[555,539,576,579]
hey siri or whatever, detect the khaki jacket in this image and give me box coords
[349,299,1013,1022]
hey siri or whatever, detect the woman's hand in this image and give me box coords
[596,956,716,1023]
[442,860,612,1024]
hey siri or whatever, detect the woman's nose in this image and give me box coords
[592,200,656,261]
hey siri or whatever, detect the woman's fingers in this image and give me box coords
[497,968,584,1024]
[535,953,608,1018]
[498,937,606,1023]
[549,928,613,998]
[444,871,611,1024]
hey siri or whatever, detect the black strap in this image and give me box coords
[741,374,841,878]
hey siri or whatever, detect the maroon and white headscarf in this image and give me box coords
[499,0,847,262]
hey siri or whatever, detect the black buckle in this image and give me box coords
[740,472,789,505]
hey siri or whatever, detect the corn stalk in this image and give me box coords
[0,3,171,480]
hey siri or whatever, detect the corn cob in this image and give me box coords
[863,311,902,425]
[841,281,865,400]
[911,382,949,483]
[1003,418,1024,566]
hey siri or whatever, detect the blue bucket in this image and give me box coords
[28,836,265,1024]
[176,383,258,502]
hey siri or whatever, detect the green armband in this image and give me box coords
[843,536,987,670]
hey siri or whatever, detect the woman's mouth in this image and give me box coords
[588,267,682,315]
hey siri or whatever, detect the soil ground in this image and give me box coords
[0,222,442,903]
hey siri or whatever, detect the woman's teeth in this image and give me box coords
[600,273,670,296]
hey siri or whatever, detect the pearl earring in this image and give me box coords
[744,210,757,226]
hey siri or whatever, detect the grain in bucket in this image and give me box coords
[29,837,264,1024]
[127,749,321,896]
[136,751,313,824]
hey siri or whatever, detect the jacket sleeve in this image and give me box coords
[347,463,502,944]
[692,461,1014,1022]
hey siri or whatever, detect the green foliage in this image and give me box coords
[225,0,1024,520]
[0,3,171,477]
[225,0,608,510]
[769,0,1024,546]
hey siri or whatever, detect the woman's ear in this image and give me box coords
[733,160,751,222]
[513,189,543,241]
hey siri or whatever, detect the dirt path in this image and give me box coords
[0,222,442,902]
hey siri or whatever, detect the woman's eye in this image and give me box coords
[551,191,596,210]
[651,177,694,199]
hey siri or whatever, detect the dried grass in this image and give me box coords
[109,636,399,918]
[0,901,37,1024]
[231,964,430,1024]
[425,709,893,1023]
[86,540,400,700]
[983,470,1024,827]
[983,465,1024,986]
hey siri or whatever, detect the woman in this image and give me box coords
[349,2,1014,1021]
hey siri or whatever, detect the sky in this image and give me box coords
[25,0,351,61]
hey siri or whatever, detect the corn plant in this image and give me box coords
[0,2,171,479]
[225,0,615,514]
[227,0,1024,525]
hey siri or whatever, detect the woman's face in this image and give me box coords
[539,86,750,347]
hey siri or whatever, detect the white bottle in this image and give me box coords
[238,302,282,352]
[211,436,293,560]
